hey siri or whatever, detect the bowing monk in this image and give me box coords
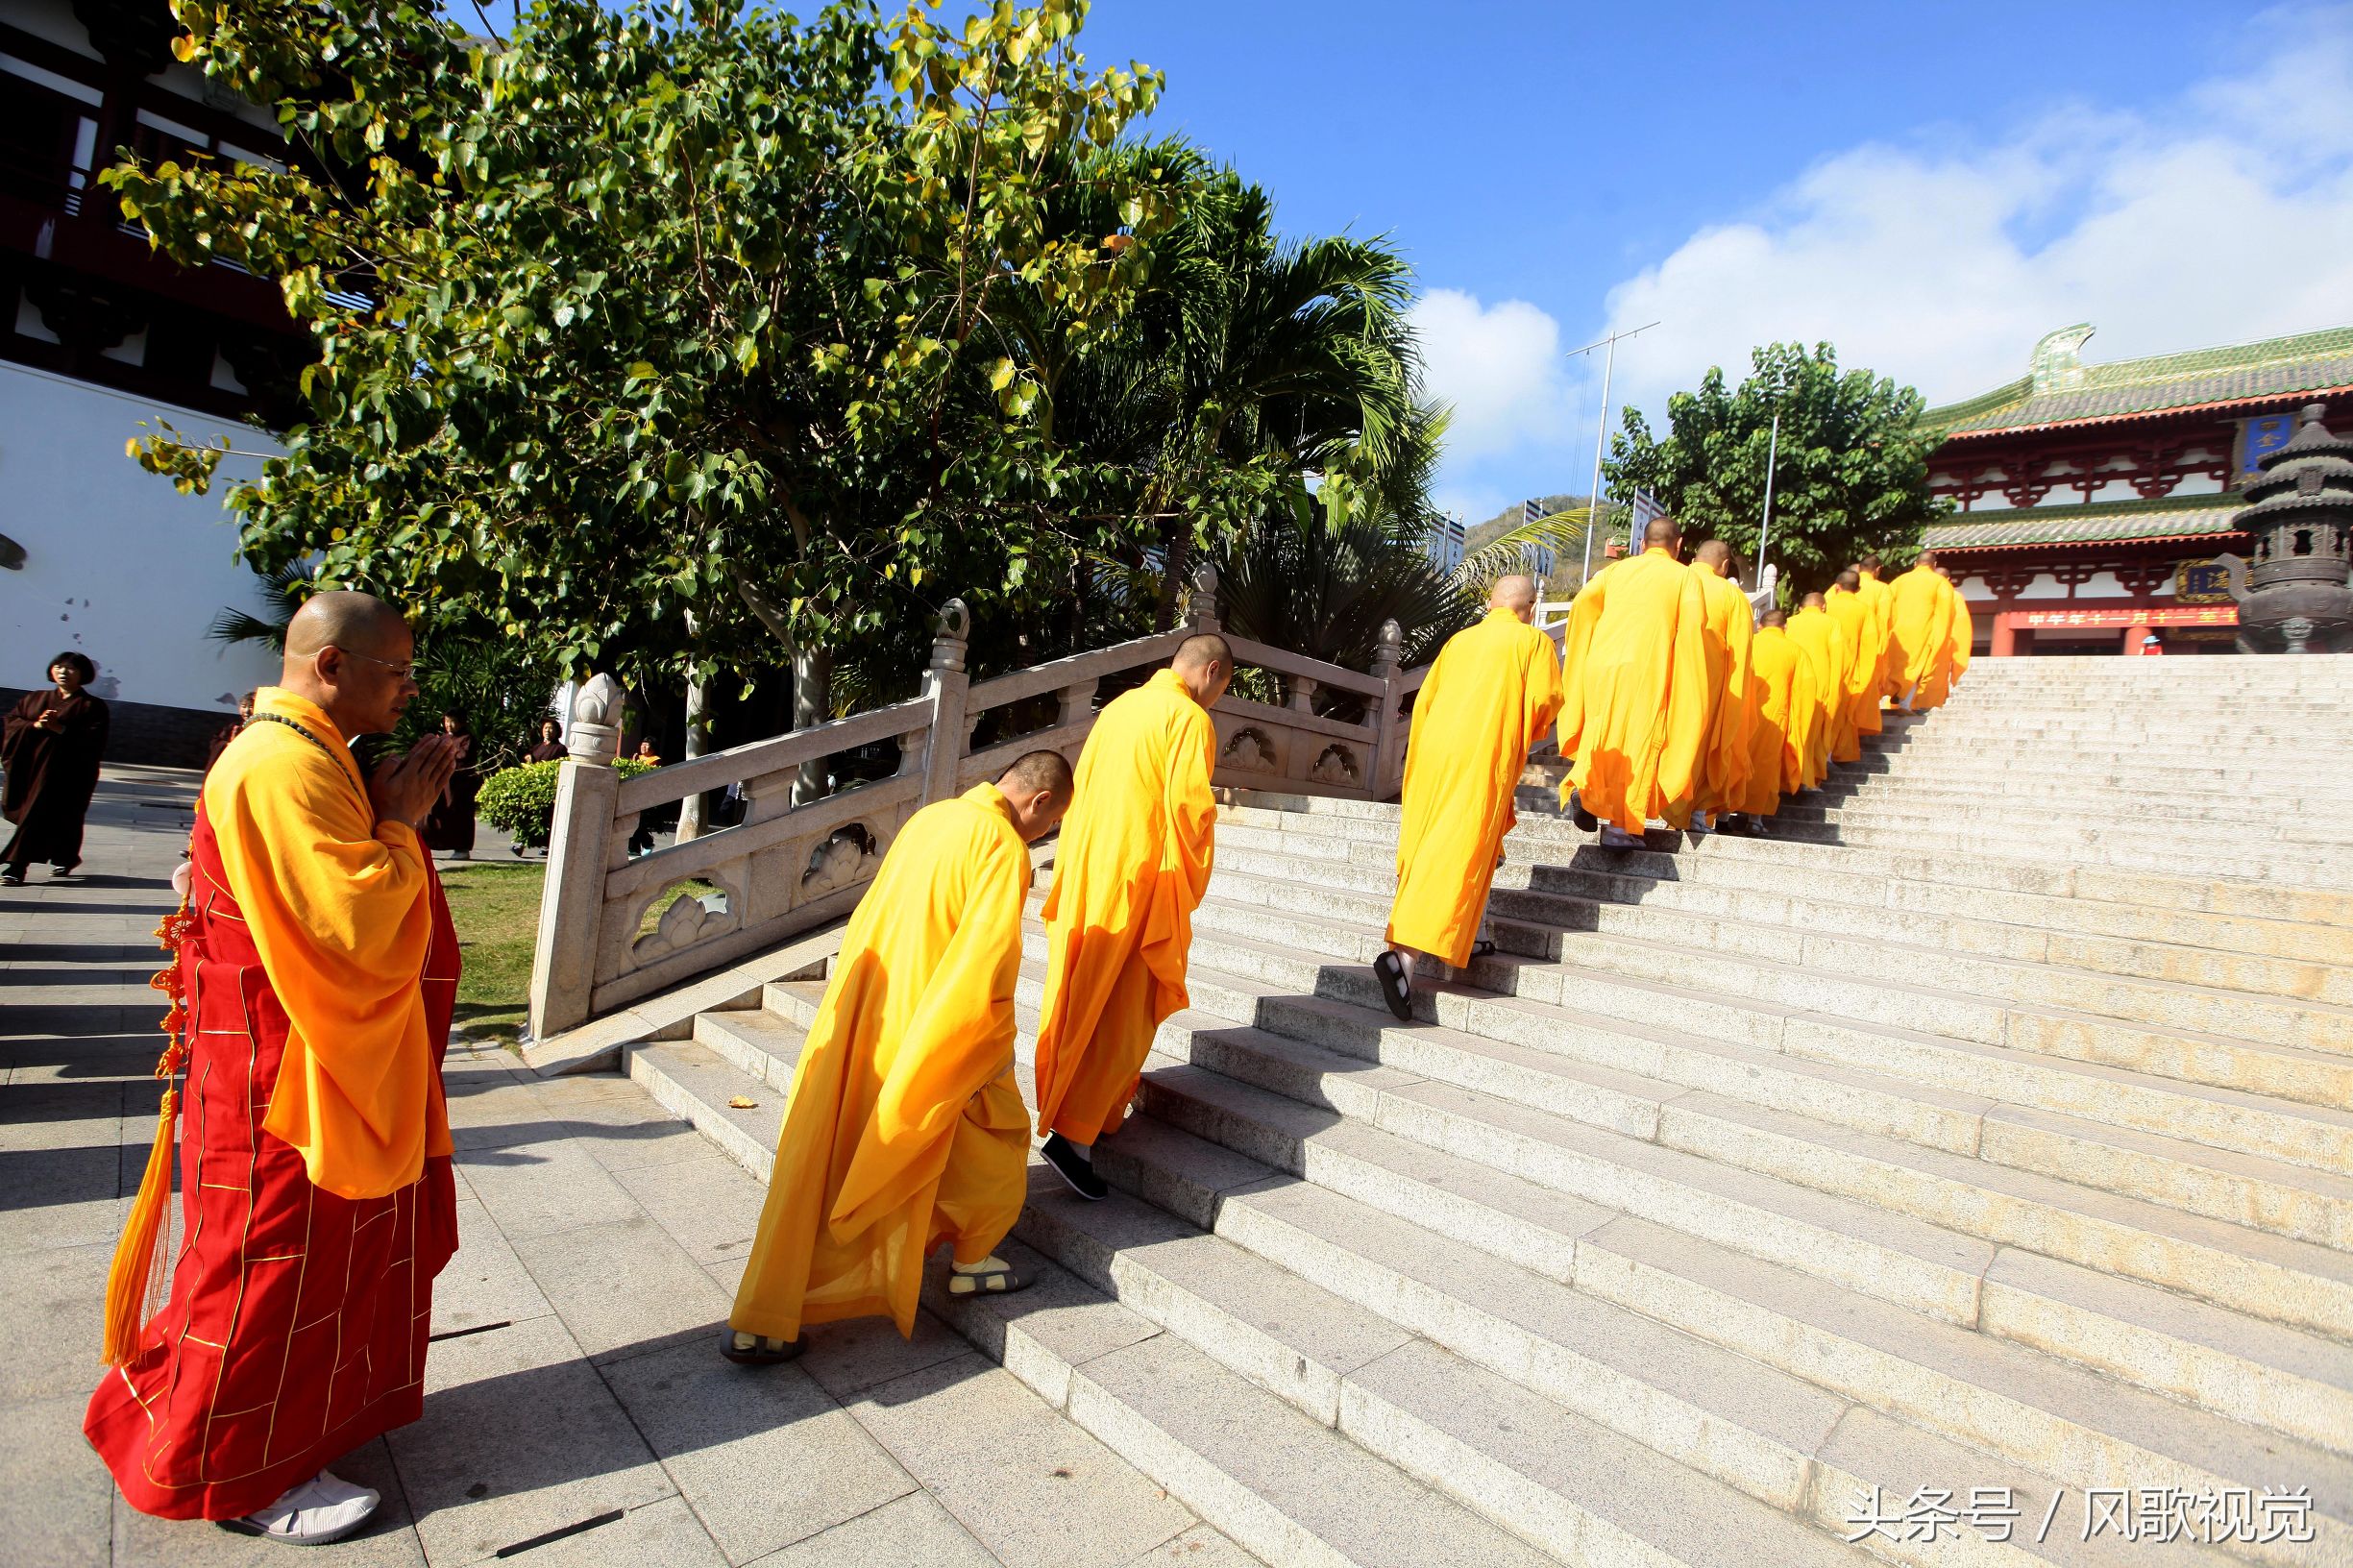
[1784,592,1850,788]
[1885,550,1954,712]
[725,752,1073,1362]
[1032,635,1229,1200]
[1734,608,1816,826]
[86,593,461,1547]
[1689,541,1752,834]
[1557,516,1711,846]
[1373,576,1562,1020]
[1823,568,1881,763]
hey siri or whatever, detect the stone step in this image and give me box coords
[1180,897,2353,1175]
[1130,1041,2353,1467]
[1782,786,2346,828]
[1212,831,2353,1034]
[1237,983,2353,1253]
[1221,806,2353,961]
[1004,1164,2166,1568]
[1077,1115,2347,1568]
[931,1238,1776,1568]
[1231,796,2353,926]
[1784,800,2353,859]
[672,1005,2341,1567]
[628,1041,1573,1568]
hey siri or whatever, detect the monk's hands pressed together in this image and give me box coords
[369,733,459,828]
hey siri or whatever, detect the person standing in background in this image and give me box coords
[526,716,566,763]
[206,690,257,773]
[2,651,110,885]
[421,712,479,859]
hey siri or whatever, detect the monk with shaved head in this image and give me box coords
[1555,514,1712,845]
[1687,540,1752,834]
[727,750,1072,1360]
[1372,576,1563,1017]
[87,590,464,1545]
[1784,588,1851,786]
[1032,631,1229,1197]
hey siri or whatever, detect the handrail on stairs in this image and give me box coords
[526,567,1435,1041]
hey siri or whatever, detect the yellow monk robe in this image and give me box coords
[1735,625,1814,818]
[1032,668,1216,1144]
[1783,605,1851,787]
[1856,568,1899,700]
[733,784,1034,1343]
[1387,608,1564,968]
[1885,563,1954,703]
[1556,547,1713,833]
[1693,568,1754,816]
[1916,579,1973,709]
[1823,585,1880,761]
[209,688,450,1194]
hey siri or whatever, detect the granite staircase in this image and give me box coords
[630,654,2353,1568]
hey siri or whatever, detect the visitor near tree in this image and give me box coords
[1556,516,1712,846]
[1783,592,1851,788]
[2,651,110,886]
[421,712,479,859]
[725,752,1074,1361]
[206,690,258,773]
[1374,576,1563,1020]
[1031,635,1229,1200]
[84,592,462,1546]
[526,717,566,763]
[1735,608,1815,824]
[1688,540,1752,833]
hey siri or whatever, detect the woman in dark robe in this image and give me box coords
[2,651,110,885]
[524,718,565,763]
[420,713,479,859]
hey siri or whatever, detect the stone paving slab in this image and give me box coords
[0,768,1257,1568]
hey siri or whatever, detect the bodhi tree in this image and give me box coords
[117,0,1167,801]
[1603,341,1949,600]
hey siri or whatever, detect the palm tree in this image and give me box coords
[1454,504,1603,601]
[208,561,318,651]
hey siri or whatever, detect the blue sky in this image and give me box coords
[1067,0,2353,524]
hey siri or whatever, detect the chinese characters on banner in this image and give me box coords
[2015,605,2238,629]
[1844,1485,2315,1547]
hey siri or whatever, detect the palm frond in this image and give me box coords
[1453,506,1598,599]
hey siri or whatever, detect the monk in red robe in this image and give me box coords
[85,592,460,1547]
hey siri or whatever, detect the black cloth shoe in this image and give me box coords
[1042,1133,1109,1200]
[1568,792,1598,833]
[1372,949,1415,1021]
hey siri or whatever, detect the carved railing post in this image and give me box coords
[919,599,972,806]
[529,673,625,1041]
[1188,562,1221,633]
[1367,619,1407,798]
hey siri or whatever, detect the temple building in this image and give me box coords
[2,0,290,759]
[1920,323,2352,656]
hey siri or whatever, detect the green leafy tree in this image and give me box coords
[1603,342,1949,599]
[117,0,1165,706]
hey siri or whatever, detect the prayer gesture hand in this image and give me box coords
[370,733,459,828]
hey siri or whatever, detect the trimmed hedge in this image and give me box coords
[478,757,654,848]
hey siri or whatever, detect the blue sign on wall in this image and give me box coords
[2241,414,2296,477]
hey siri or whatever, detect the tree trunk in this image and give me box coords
[791,643,833,806]
[674,662,711,842]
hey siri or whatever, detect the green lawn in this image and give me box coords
[438,860,722,1047]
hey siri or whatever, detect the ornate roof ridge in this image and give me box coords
[1921,323,2353,435]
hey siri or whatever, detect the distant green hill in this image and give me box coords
[1464,493,1584,556]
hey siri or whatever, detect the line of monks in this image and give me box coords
[87,542,1968,1544]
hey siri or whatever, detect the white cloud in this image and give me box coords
[1593,1,2353,419]
[1409,288,1574,470]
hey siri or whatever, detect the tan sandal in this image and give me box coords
[947,1259,1032,1296]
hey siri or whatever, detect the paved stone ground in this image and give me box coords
[1,765,1256,1568]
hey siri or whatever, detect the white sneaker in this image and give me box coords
[232,1469,380,1545]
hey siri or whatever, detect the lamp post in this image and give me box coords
[1753,409,1782,586]
[1571,321,1659,582]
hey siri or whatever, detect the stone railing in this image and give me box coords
[527,568,1441,1040]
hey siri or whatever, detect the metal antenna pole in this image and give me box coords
[1754,409,1782,586]
[1570,321,1659,582]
